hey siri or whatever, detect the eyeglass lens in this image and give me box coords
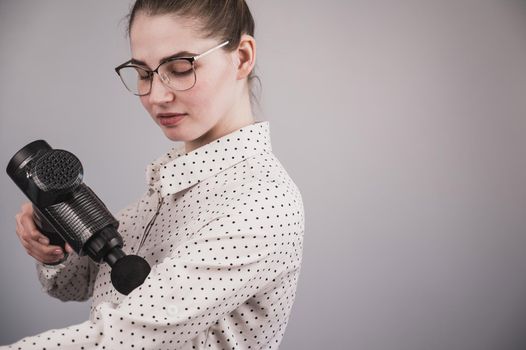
[118,59,196,95]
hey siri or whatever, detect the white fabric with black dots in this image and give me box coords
[2,121,305,350]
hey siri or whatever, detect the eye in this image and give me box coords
[135,67,152,80]
[164,59,193,77]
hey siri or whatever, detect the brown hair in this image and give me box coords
[126,0,260,107]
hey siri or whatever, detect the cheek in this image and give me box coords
[172,80,216,120]
[187,65,236,114]
[139,96,153,116]
[183,82,214,113]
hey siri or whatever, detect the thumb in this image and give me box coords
[65,243,74,254]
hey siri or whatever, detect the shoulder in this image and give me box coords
[206,153,304,238]
[213,149,303,208]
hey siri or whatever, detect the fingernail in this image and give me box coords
[38,237,49,245]
[54,249,63,255]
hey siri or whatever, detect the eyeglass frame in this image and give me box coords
[115,40,230,96]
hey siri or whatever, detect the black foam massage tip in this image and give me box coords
[111,255,151,295]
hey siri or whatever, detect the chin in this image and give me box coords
[161,129,184,142]
[160,125,196,142]
[157,118,215,144]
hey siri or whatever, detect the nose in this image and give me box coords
[148,73,175,105]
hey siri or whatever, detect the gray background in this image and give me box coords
[1,1,526,349]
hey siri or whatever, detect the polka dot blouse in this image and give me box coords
[2,121,305,350]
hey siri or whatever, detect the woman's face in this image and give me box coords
[129,13,239,146]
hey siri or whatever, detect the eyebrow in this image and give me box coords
[130,50,197,68]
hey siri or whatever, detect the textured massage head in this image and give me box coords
[32,149,83,193]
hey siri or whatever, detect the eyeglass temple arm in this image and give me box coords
[194,41,230,61]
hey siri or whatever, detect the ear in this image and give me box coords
[233,34,256,81]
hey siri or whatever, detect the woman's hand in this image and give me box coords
[15,202,74,264]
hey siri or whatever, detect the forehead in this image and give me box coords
[129,13,207,65]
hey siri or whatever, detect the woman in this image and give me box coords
[5,0,304,349]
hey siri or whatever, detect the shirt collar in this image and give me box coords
[145,121,272,197]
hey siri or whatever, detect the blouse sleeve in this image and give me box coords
[36,253,100,302]
[3,182,303,350]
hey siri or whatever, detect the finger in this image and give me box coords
[21,202,33,213]
[15,222,31,248]
[28,239,64,257]
[30,249,64,265]
[29,246,65,265]
[38,236,50,245]
[18,205,38,232]
[15,212,21,227]
[18,223,49,245]
[26,241,64,265]
[65,243,74,254]
[20,238,31,250]
[17,205,48,243]
[27,226,43,241]
[15,218,23,238]
[41,252,65,264]
[23,246,46,263]
[21,217,45,241]
[15,214,27,240]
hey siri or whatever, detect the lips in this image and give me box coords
[157,113,187,126]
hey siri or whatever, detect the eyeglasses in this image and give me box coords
[115,41,230,96]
